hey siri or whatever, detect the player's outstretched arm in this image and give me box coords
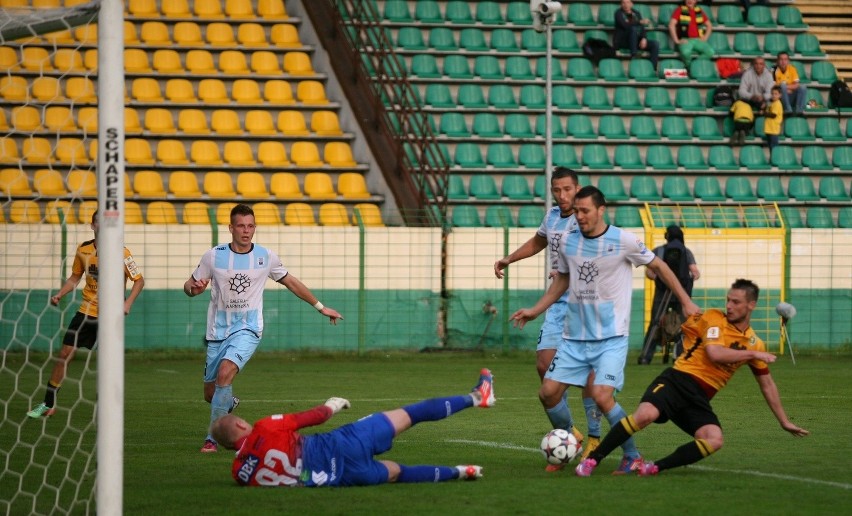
[754,374,810,437]
[509,273,569,329]
[124,276,145,315]
[494,235,547,279]
[183,275,210,297]
[646,257,701,317]
[50,272,84,305]
[279,274,343,324]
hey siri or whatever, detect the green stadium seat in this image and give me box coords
[443,55,473,78]
[485,205,515,228]
[505,56,535,81]
[454,143,486,168]
[473,113,502,138]
[447,174,468,200]
[439,112,470,137]
[582,85,611,109]
[708,145,739,170]
[536,56,565,79]
[411,54,441,78]
[489,84,519,108]
[771,146,802,171]
[474,55,504,79]
[383,0,412,22]
[460,27,488,51]
[631,175,661,199]
[452,205,482,227]
[520,85,546,109]
[616,146,645,170]
[752,115,767,140]
[649,205,679,227]
[583,144,613,170]
[397,27,426,50]
[814,118,844,141]
[811,61,838,85]
[806,207,834,228]
[747,5,775,28]
[675,88,705,111]
[763,32,791,55]
[614,206,642,227]
[491,29,520,52]
[505,113,534,138]
[599,115,628,139]
[795,33,824,56]
[692,116,724,141]
[583,30,610,44]
[848,119,852,138]
[567,114,596,139]
[425,83,455,108]
[646,30,671,52]
[518,144,545,168]
[784,117,815,141]
[553,29,580,52]
[707,32,732,54]
[725,176,757,201]
[833,147,852,170]
[717,5,746,27]
[657,4,678,26]
[787,176,819,201]
[521,28,546,51]
[628,59,658,82]
[598,175,628,200]
[553,144,580,168]
[801,146,833,171]
[552,85,580,108]
[469,174,500,199]
[739,145,770,170]
[662,116,690,140]
[536,114,566,137]
[690,59,719,82]
[647,145,677,170]
[534,175,546,198]
[415,0,443,23]
[644,86,675,111]
[819,176,851,201]
[445,1,474,24]
[694,176,726,201]
[658,58,686,80]
[613,86,643,110]
[633,3,652,23]
[476,1,503,24]
[596,3,618,27]
[838,207,852,228]
[518,205,545,228]
[577,174,592,187]
[792,61,811,84]
[777,6,807,29]
[681,206,708,228]
[743,206,772,228]
[780,207,804,228]
[428,27,457,50]
[457,84,487,108]
[568,3,595,26]
[506,2,532,24]
[734,32,761,55]
[599,58,627,81]
[630,115,661,140]
[662,176,692,200]
[678,145,709,170]
[711,206,743,228]
[568,58,596,81]
[486,143,517,168]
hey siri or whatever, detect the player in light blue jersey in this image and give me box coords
[185,204,343,453]
[511,186,701,474]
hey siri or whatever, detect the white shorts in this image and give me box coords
[544,335,628,391]
[204,329,260,383]
[537,302,568,351]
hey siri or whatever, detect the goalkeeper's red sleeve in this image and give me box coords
[289,405,333,430]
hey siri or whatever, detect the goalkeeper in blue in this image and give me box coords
[210,369,495,487]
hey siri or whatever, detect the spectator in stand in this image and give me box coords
[668,0,714,66]
[773,52,808,116]
[738,57,774,114]
[764,86,783,153]
[614,0,659,69]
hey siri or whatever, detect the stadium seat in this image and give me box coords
[626,59,656,82]
[31,76,63,101]
[708,145,738,170]
[707,32,732,54]
[812,62,838,88]
[214,202,238,225]
[806,207,834,228]
[786,176,818,201]
[599,115,629,140]
[755,176,788,201]
[583,85,611,110]
[173,21,203,46]
[451,205,482,228]
[236,172,270,199]
[195,79,227,103]
[438,113,469,138]
[517,205,544,228]
[191,141,223,166]
[316,203,350,227]
[534,114,564,138]
[397,26,426,50]
[219,50,250,75]
[472,113,502,138]
[795,33,823,56]
[692,116,724,141]
[55,138,89,165]
[140,21,170,46]
[819,176,851,201]
[236,23,268,47]
[486,143,517,168]
[694,176,726,201]
[0,168,31,196]
[254,142,289,168]
[567,57,596,81]
[504,114,534,139]
[566,114,595,139]
[784,118,815,142]
[567,3,594,25]
[614,146,644,170]
[518,144,545,169]
[552,29,579,52]
[157,140,189,166]
[311,111,343,136]
[646,145,677,170]
[231,79,262,104]
[303,172,336,199]
[778,207,804,228]
[504,56,534,81]
[662,176,692,201]
[164,79,197,104]
[277,110,309,136]
[446,175,468,200]
[725,176,757,201]
[161,0,190,17]
[413,0,441,22]
[459,27,488,51]
[679,206,706,229]
[733,32,761,55]
[20,137,50,165]
[674,88,704,112]
[771,146,802,171]
[325,142,358,168]
[711,207,742,228]
[247,202,280,226]
[474,55,503,79]
[552,144,580,169]
[10,200,41,223]
[64,170,96,198]
[0,76,28,101]
[283,52,314,75]
[742,206,772,228]
[777,5,807,28]
[799,146,831,172]
[177,109,210,134]
[614,206,642,227]
[125,138,154,165]
[631,175,661,199]
[490,28,518,52]
[739,145,769,170]
[661,116,690,140]
[146,201,179,224]
[690,59,719,82]
[411,54,440,78]
[658,59,686,80]
[717,5,746,27]
[644,87,674,111]
[266,172,302,199]
[552,85,580,109]
[598,176,628,201]
[204,172,236,198]
[442,55,472,79]
[598,58,627,82]
[54,48,85,73]
[428,27,457,50]
[499,175,531,201]
[21,47,52,72]
[258,0,287,19]
[454,143,486,168]
[224,141,256,166]
[33,169,67,196]
[144,108,176,134]
[763,32,790,55]
[294,80,326,105]
[833,147,852,171]
[180,202,211,224]
[814,118,844,142]
[249,50,281,75]
[629,115,660,140]
[838,207,852,229]
[425,83,455,108]
[168,171,202,198]
[11,106,42,132]
[747,5,776,27]
[483,205,513,228]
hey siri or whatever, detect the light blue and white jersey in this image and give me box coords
[557,225,654,341]
[193,243,288,341]
[537,207,577,331]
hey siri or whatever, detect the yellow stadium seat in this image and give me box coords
[270,23,300,47]
[153,49,183,74]
[128,0,157,16]
[258,141,290,166]
[270,172,302,199]
[177,109,210,134]
[44,29,74,44]
[133,171,167,197]
[304,172,337,199]
[126,140,156,166]
[206,22,236,46]
[162,0,191,17]
[237,23,268,47]
[34,169,68,196]
[78,200,98,223]
[53,48,85,73]
[55,138,90,165]
[0,76,29,101]
[174,21,203,46]
[11,106,42,132]
[46,200,78,224]
[263,79,294,104]
[157,140,189,165]
[284,202,316,226]
[0,47,19,71]
[283,52,314,75]
[319,203,350,226]
[125,107,143,133]
[219,50,250,74]
[237,172,269,199]
[165,79,197,103]
[324,142,357,168]
[338,172,370,199]
[204,172,236,198]
[44,106,78,132]
[0,138,19,164]
[190,140,223,165]
[311,111,343,136]
[216,202,238,224]
[250,50,281,75]
[144,108,177,134]
[31,76,63,101]
[74,24,98,44]
[245,110,276,135]
[353,203,384,226]
[0,168,32,196]
[124,48,152,73]
[22,138,52,164]
[291,141,324,167]
[211,109,243,135]
[259,0,288,19]
[224,141,256,166]
[252,202,282,224]
[0,109,7,131]
[194,0,225,18]
[198,79,228,103]
[131,78,163,102]
[10,200,41,224]
[277,110,309,136]
[182,201,212,224]
[65,77,96,103]
[125,202,145,224]
[140,21,170,45]
[124,21,139,45]
[225,0,255,19]
[146,201,179,224]
[232,79,262,103]
[77,107,98,134]
[169,171,203,198]
[296,80,329,104]
[67,170,98,197]
[88,139,97,162]
[125,172,134,198]
[22,47,53,72]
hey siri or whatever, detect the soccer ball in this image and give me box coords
[540,428,580,465]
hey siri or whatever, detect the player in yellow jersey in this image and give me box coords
[576,279,809,476]
[27,210,145,418]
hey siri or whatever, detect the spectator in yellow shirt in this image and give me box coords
[764,86,784,152]
[773,52,808,115]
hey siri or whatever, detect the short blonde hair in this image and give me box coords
[210,414,246,449]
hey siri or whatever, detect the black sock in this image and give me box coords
[590,415,640,463]
[44,380,60,408]
[656,439,715,472]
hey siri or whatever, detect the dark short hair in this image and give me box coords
[776,51,789,60]
[551,166,579,186]
[731,278,760,302]
[665,225,684,243]
[230,203,254,224]
[772,85,781,93]
[575,185,607,207]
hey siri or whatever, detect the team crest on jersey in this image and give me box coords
[257,256,265,267]
[577,261,599,284]
[707,327,720,339]
[750,336,756,345]
[229,273,251,294]
[550,234,562,253]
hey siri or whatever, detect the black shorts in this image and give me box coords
[640,368,720,436]
[62,312,98,349]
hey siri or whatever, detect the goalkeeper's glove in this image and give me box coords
[324,397,351,414]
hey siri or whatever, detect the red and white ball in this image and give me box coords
[540,428,581,465]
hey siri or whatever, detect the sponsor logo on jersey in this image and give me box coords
[707,327,720,339]
[236,454,260,485]
[311,471,328,486]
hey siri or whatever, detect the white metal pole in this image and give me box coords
[543,17,554,289]
[96,0,125,514]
